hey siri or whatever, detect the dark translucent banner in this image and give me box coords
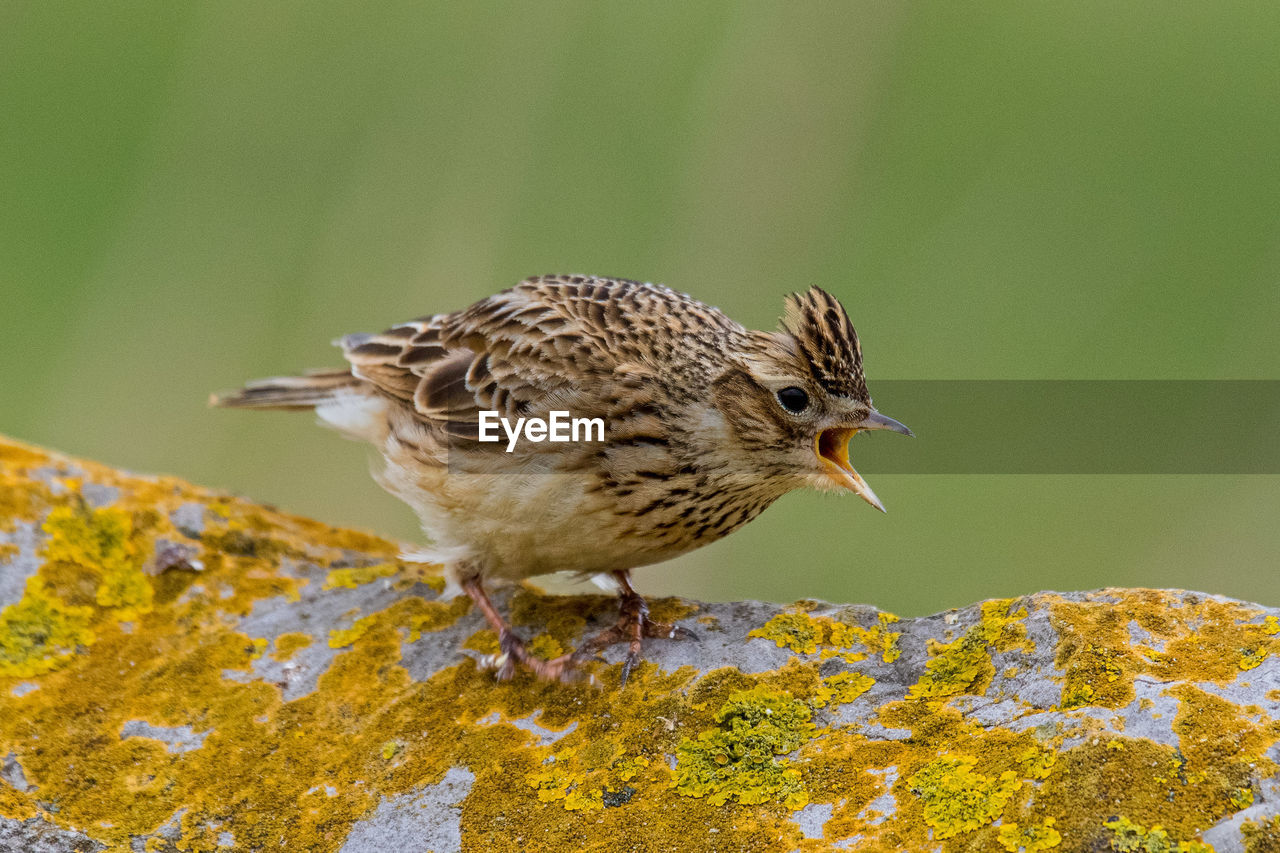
[858,380,1280,474]
[442,381,1280,475]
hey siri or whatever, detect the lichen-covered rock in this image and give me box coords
[1,435,1279,852]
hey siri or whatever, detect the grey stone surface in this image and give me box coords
[79,483,120,509]
[338,766,475,853]
[225,573,444,702]
[29,466,80,496]
[147,538,203,574]
[475,711,577,746]
[9,582,1280,851]
[0,522,42,608]
[127,809,185,853]
[168,502,207,539]
[791,802,832,839]
[119,721,210,754]
[1,753,32,793]
[1202,776,1280,851]
[0,817,104,853]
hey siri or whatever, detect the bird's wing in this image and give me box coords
[339,275,742,440]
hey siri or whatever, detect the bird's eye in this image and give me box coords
[776,386,809,414]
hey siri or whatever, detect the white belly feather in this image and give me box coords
[316,392,672,579]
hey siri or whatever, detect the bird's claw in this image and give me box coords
[478,629,579,683]
[618,650,642,689]
[664,624,699,643]
[579,610,698,687]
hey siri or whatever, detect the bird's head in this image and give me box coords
[711,287,911,511]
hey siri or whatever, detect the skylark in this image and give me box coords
[213,275,910,682]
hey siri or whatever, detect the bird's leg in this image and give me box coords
[578,570,697,686]
[461,576,576,682]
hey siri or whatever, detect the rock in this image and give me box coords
[1,435,1278,852]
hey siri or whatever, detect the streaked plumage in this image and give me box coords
[213,275,909,681]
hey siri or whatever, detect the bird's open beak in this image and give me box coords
[815,411,911,513]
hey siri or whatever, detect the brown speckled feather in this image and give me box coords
[341,275,746,442]
[781,286,868,401]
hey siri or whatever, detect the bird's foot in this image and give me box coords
[480,628,579,683]
[578,585,698,687]
[463,571,694,686]
[464,575,580,683]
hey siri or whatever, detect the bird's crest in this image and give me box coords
[780,287,869,401]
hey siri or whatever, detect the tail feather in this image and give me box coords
[210,369,360,411]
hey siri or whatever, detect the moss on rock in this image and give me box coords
[2,436,1280,852]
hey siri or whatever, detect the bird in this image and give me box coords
[211,275,910,683]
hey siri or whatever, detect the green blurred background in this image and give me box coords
[3,2,1277,615]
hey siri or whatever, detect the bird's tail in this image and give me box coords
[209,369,361,411]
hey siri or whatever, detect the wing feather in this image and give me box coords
[337,275,744,453]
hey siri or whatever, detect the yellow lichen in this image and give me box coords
[0,504,166,677]
[813,671,875,708]
[328,615,376,648]
[1054,591,1280,715]
[526,746,606,812]
[979,599,1033,650]
[1169,684,1280,799]
[463,628,499,654]
[527,634,565,661]
[998,816,1061,851]
[43,505,153,619]
[748,612,823,654]
[0,585,94,677]
[329,596,469,648]
[1239,647,1268,671]
[906,754,1021,839]
[1016,746,1058,780]
[613,755,649,782]
[1230,786,1254,809]
[392,561,446,593]
[910,629,993,699]
[403,597,471,642]
[910,599,1030,699]
[849,612,903,663]
[749,610,899,664]
[322,563,398,590]
[272,632,313,661]
[521,737,662,816]
[673,686,813,809]
[1103,816,1213,852]
[507,588,594,641]
[1242,815,1280,852]
[1059,643,1127,708]
[1061,681,1096,709]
